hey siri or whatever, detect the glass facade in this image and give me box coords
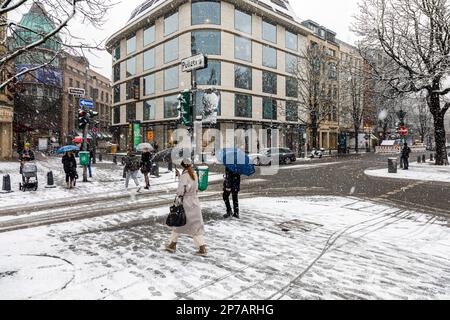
[196,60,221,85]
[262,71,277,94]
[285,53,298,74]
[126,57,136,77]
[113,45,120,61]
[143,100,156,121]
[192,1,221,25]
[263,97,277,120]
[143,48,155,70]
[113,106,120,124]
[126,103,136,122]
[235,9,252,34]
[164,66,179,91]
[164,38,179,63]
[234,64,252,90]
[195,91,221,116]
[286,101,298,122]
[235,94,252,118]
[191,31,221,55]
[164,11,178,36]
[262,45,277,69]
[143,74,155,96]
[262,20,277,43]
[285,30,298,50]
[286,77,298,98]
[126,35,136,55]
[143,25,155,46]
[235,36,252,62]
[114,85,120,103]
[113,64,120,82]
[164,95,179,118]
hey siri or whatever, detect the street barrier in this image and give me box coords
[1,175,12,193]
[417,156,421,164]
[422,155,426,163]
[45,171,56,189]
[430,154,434,162]
[388,158,398,174]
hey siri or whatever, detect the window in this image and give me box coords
[143,74,155,96]
[285,30,298,50]
[164,95,179,118]
[286,77,298,98]
[126,57,136,77]
[143,48,155,70]
[329,62,337,79]
[69,78,73,87]
[113,85,120,103]
[101,91,104,101]
[113,45,120,61]
[126,79,139,100]
[143,25,155,46]
[191,31,221,55]
[192,1,220,25]
[113,106,120,124]
[262,45,277,69]
[262,71,277,94]
[262,20,277,43]
[126,103,136,122]
[196,91,221,116]
[76,80,80,88]
[235,36,252,62]
[164,66,179,91]
[285,53,298,74]
[263,97,277,120]
[196,60,221,85]
[143,100,156,121]
[126,35,136,55]
[286,101,298,122]
[235,9,251,34]
[164,11,178,36]
[235,94,252,118]
[113,64,120,82]
[164,38,179,63]
[234,64,252,90]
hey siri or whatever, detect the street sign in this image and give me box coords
[181,54,208,72]
[79,99,94,108]
[398,126,408,136]
[68,87,85,96]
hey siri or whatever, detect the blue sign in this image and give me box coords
[79,99,94,108]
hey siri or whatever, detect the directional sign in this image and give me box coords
[181,54,208,72]
[79,99,94,108]
[68,87,85,96]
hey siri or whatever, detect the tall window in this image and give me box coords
[262,71,277,94]
[192,1,221,25]
[143,48,155,70]
[113,85,120,103]
[164,66,179,91]
[164,38,179,63]
[263,97,277,120]
[328,62,337,79]
[235,9,251,34]
[286,101,298,122]
[143,74,155,96]
[126,35,136,55]
[235,36,252,62]
[196,91,221,116]
[196,60,221,85]
[143,100,156,121]
[262,20,277,43]
[113,106,120,124]
[191,31,221,55]
[262,45,277,69]
[113,45,120,61]
[164,11,178,36]
[126,57,136,77]
[164,95,179,118]
[143,25,155,46]
[285,53,298,74]
[235,94,252,118]
[126,103,136,122]
[285,30,298,50]
[286,77,298,98]
[234,64,252,90]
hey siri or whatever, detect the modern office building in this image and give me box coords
[106,0,313,153]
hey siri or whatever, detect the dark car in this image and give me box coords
[249,148,296,166]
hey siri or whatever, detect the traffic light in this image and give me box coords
[177,89,192,126]
[78,109,89,129]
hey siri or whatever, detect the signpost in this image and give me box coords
[68,87,85,96]
[399,126,409,136]
[79,99,94,108]
[181,54,208,73]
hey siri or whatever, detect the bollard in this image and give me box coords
[422,155,426,163]
[98,153,103,162]
[113,155,117,164]
[168,159,173,172]
[152,164,160,177]
[417,156,421,164]
[388,158,398,174]
[45,171,56,188]
[430,154,434,162]
[1,175,13,193]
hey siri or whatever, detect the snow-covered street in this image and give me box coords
[1,196,449,300]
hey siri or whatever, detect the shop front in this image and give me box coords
[0,105,13,160]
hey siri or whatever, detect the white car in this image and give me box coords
[248,148,297,166]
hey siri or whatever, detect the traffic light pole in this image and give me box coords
[191,69,197,165]
[82,120,89,183]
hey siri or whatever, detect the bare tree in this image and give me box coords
[0,0,115,90]
[404,94,433,144]
[354,0,450,165]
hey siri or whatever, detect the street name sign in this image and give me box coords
[79,99,94,108]
[181,54,208,72]
[68,87,85,96]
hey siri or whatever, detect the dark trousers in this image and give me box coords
[223,190,239,214]
[65,171,76,183]
[401,156,409,169]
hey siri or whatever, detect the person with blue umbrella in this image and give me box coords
[58,145,80,189]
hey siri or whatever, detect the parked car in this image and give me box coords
[249,148,296,166]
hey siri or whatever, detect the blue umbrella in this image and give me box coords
[216,148,256,177]
[57,145,80,154]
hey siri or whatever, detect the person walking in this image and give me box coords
[140,148,152,190]
[401,142,412,170]
[19,143,35,174]
[223,167,241,219]
[123,148,141,191]
[165,158,207,256]
[62,151,77,189]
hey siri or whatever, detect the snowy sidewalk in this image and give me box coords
[0,196,448,300]
[365,161,450,183]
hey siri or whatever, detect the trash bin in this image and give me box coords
[111,144,118,154]
[196,165,209,192]
[79,151,91,166]
[388,158,398,174]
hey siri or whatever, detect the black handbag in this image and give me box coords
[166,196,187,227]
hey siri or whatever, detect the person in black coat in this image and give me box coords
[401,142,412,170]
[223,167,241,219]
[62,151,77,189]
[140,149,152,189]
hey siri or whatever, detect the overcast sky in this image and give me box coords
[9,0,360,79]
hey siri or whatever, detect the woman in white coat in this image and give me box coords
[165,158,207,256]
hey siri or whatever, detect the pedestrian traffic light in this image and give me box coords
[177,89,192,126]
[78,109,89,129]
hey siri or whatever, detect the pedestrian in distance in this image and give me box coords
[19,142,35,174]
[62,151,77,189]
[123,148,141,191]
[165,158,207,257]
[401,142,412,170]
[140,148,152,190]
[223,167,241,219]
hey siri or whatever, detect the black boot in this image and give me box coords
[223,211,233,219]
[233,211,240,219]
